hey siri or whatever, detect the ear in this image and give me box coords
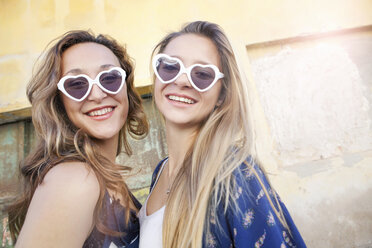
[216,87,226,108]
[215,98,223,108]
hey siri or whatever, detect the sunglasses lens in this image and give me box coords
[190,66,216,90]
[156,57,181,82]
[99,69,123,92]
[64,77,89,100]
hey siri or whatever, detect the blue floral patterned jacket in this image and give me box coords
[150,157,307,248]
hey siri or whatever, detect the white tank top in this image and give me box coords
[138,159,168,248]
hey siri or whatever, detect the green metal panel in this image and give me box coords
[0,120,32,247]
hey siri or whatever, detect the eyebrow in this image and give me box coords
[63,64,118,76]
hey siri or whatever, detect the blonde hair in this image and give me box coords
[153,21,288,247]
[8,30,148,242]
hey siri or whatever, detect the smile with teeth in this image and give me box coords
[168,95,195,104]
[87,107,114,117]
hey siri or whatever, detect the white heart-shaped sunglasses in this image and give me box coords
[152,53,224,92]
[57,67,126,102]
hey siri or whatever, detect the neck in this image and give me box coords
[93,134,119,163]
[165,121,198,179]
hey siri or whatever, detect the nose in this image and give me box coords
[87,84,107,102]
[174,72,192,89]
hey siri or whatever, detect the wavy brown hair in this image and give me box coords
[8,30,148,242]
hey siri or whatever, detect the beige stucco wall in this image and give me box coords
[245,27,372,247]
[1,0,372,247]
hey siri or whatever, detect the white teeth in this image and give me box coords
[168,95,195,104]
[87,107,114,117]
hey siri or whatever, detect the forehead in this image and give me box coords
[163,34,220,66]
[61,42,120,73]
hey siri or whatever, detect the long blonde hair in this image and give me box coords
[153,21,287,247]
[8,30,148,242]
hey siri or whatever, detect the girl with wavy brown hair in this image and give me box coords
[8,30,148,247]
[138,21,306,248]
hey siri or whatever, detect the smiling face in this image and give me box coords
[154,34,223,129]
[60,42,129,142]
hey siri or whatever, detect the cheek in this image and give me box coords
[206,84,222,107]
[116,83,128,102]
[154,81,165,103]
[61,95,78,118]
[116,88,129,114]
[60,95,83,129]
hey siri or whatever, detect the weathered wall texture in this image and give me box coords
[1,0,372,247]
[246,28,372,247]
[250,30,372,165]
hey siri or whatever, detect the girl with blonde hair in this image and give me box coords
[138,21,306,247]
[8,30,148,247]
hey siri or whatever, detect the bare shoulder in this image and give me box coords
[45,161,99,187]
[16,162,101,248]
[40,161,100,204]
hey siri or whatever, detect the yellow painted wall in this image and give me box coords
[1,0,372,114]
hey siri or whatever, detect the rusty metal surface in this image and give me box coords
[0,122,24,201]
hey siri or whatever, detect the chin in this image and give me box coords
[88,130,119,141]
